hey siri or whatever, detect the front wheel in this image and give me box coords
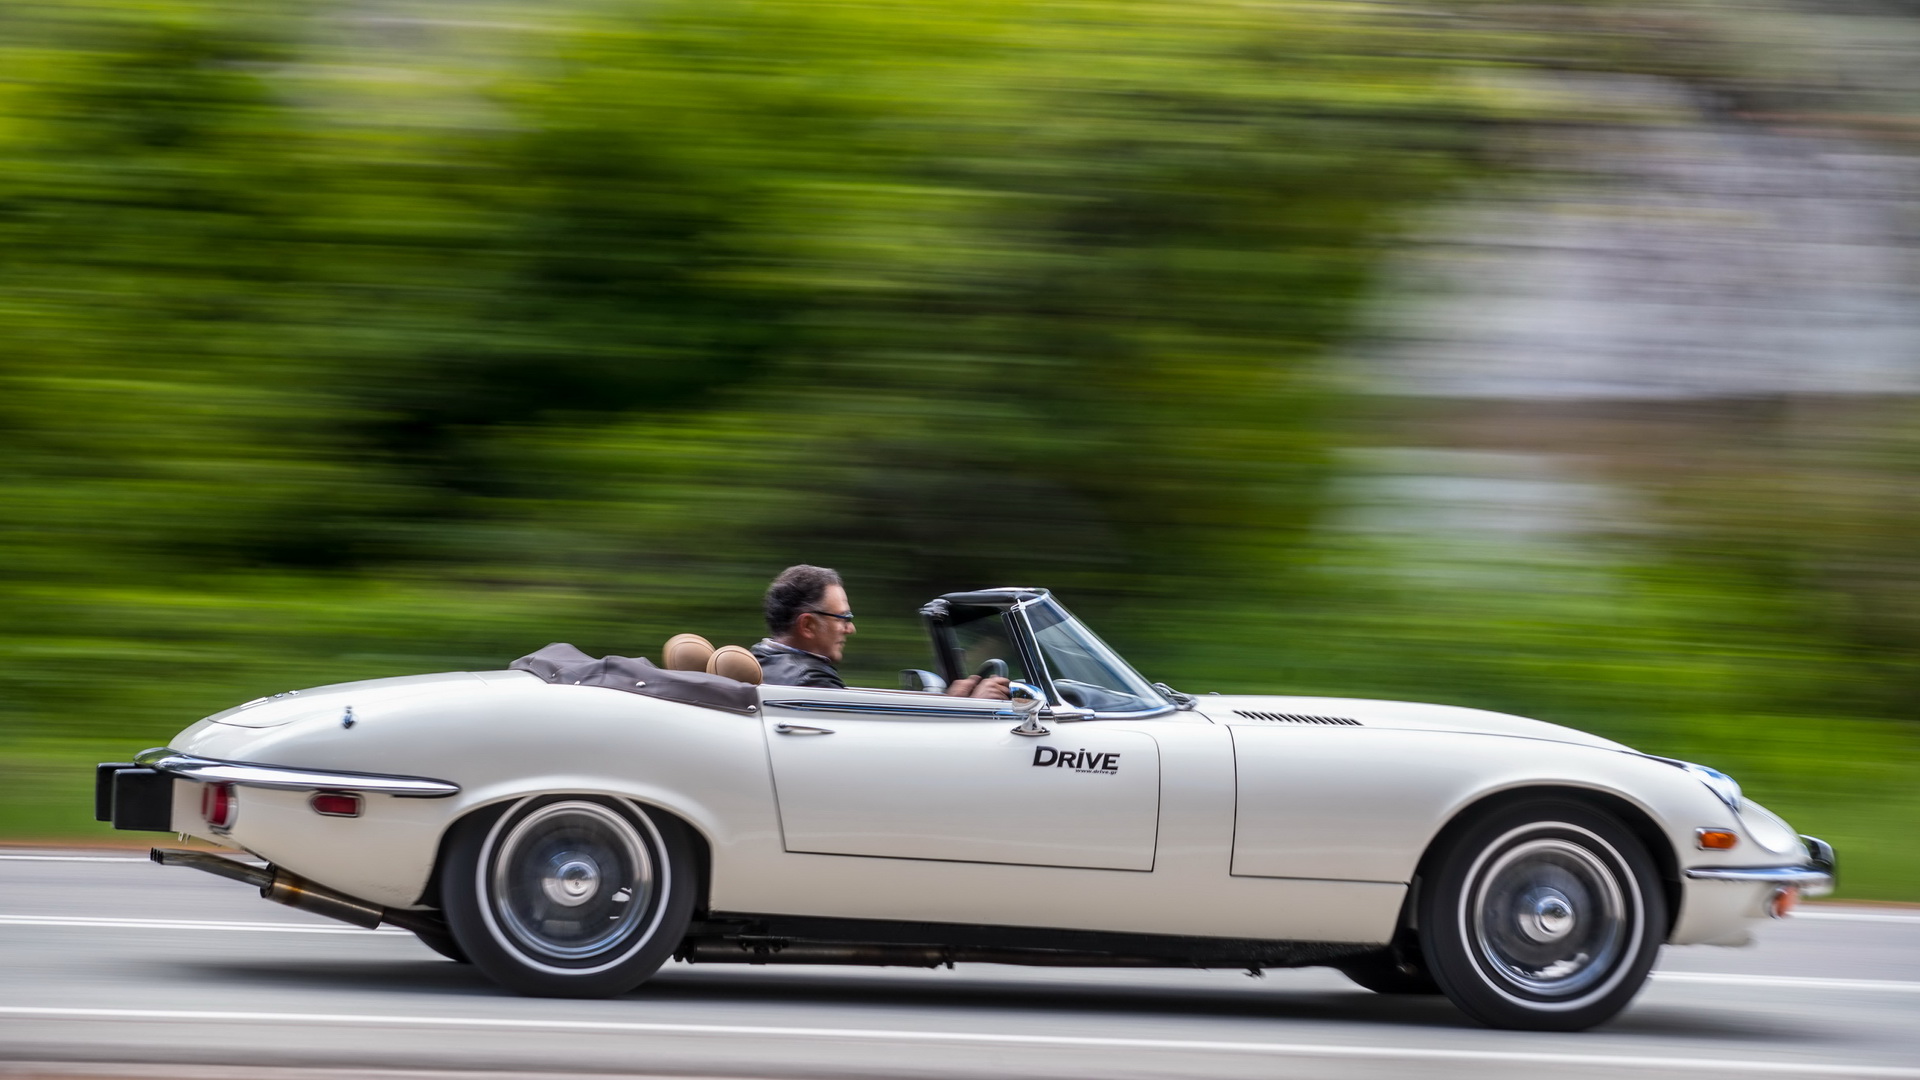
[1420,801,1666,1031]
[443,796,695,997]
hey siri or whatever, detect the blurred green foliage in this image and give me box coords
[1,0,1915,898]
[0,0,1492,709]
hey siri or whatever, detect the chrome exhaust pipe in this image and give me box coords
[151,848,442,937]
[261,867,385,929]
[150,848,273,889]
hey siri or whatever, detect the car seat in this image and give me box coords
[707,645,763,685]
[662,633,715,672]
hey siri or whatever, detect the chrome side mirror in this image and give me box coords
[899,668,948,693]
[1007,680,1049,737]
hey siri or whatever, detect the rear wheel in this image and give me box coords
[443,796,695,997]
[1420,800,1665,1031]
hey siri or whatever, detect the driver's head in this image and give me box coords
[764,564,856,663]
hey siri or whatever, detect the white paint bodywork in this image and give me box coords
[161,670,1811,951]
[763,710,1162,871]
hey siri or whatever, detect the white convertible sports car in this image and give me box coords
[96,588,1833,1030]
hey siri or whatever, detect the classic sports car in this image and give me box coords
[96,588,1833,1030]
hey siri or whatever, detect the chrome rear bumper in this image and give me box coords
[131,747,459,798]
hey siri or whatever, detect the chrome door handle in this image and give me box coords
[774,723,836,736]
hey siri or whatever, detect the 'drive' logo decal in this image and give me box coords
[1032,746,1120,774]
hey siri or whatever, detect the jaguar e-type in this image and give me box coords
[94,588,1834,1030]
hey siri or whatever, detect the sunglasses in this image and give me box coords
[803,609,856,623]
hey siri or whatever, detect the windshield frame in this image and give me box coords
[1008,593,1173,720]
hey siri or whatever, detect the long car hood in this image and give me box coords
[1196,694,1630,751]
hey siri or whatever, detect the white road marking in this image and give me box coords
[1652,971,1920,993]
[0,855,150,863]
[0,915,409,935]
[0,1006,1913,1077]
[1796,910,1920,925]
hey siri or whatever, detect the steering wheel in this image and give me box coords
[975,658,1008,679]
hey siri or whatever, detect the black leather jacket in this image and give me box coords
[750,638,845,689]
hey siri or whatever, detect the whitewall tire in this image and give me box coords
[443,796,695,997]
[1420,800,1666,1030]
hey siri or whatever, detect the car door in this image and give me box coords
[761,687,1161,871]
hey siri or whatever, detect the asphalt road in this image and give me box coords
[2,848,1917,1080]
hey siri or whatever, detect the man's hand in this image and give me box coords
[968,675,1011,700]
[943,675,1011,700]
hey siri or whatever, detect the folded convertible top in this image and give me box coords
[510,643,759,715]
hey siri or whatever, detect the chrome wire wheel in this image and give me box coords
[1466,832,1630,1001]
[484,800,657,967]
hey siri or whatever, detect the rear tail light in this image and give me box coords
[309,791,362,818]
[201,782,237,830]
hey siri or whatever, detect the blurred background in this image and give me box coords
[1,0,1915,897]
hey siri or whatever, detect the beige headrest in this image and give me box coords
[707,644,763,686]
[662,633,716,672]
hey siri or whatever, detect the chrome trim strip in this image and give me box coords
[762,700,1007,719]
[760,698,1168,723]
[134,748,459,798]
[1685,864,1835,896]
[1080,704,1176,721]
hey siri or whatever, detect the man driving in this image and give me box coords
[751,565,1010,698]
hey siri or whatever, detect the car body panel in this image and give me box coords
[173,671,784,911]
[725,705,1404,943]
[204,671,491,728]
[1200,693,1629,750]
[761,687,1162,871]
[1222,722,1711,884]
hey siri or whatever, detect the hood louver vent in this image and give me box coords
[1233,710,1361,726]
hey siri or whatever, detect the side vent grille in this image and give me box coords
[1233,710,1361,726]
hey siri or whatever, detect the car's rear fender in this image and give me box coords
[159,675,775,910]
[415,792,717,919]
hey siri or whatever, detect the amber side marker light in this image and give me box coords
[1769,885,1800,919]
[1696,828,1739,850]
[310,792,362,818]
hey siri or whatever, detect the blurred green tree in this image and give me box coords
[0,0,1494,723]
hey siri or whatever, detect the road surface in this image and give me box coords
[2,848,1917,1079]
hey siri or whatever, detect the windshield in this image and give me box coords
[1020,597,1166,714]
[947,607,1028,683]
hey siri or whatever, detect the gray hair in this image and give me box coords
[764,564,843,634]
